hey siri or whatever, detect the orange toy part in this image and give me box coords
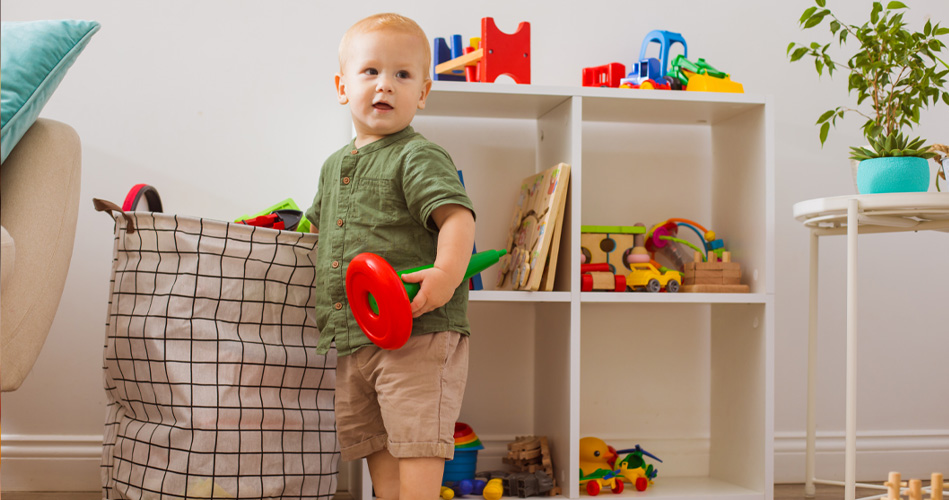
[479,17,530,84]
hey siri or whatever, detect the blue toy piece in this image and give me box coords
[433,34,467,81]
[622,30,688,86]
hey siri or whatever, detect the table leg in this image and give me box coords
[805,230,819,498]
[845,198,859,500]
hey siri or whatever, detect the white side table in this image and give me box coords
[793,193,949,500]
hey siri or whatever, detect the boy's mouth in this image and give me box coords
[373,102,393,111]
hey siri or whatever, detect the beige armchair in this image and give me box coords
[1,118,82,391]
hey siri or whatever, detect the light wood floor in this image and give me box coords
[0,483,890,500]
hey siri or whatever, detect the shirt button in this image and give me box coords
[351,149,358,155]
[332,260,340,268]
[334,302,343,310]
[342,177,351,185]
[336,218,344,227]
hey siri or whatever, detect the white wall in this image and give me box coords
[2,0,947,492]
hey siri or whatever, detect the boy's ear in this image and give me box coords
[335,73,349,105]
[417,78,433,110]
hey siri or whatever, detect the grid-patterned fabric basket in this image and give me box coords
[95,201,338,500]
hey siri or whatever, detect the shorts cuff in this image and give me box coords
[387,442,455,460]
[340,434,388,461]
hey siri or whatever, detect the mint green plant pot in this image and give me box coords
[856,157,930,194]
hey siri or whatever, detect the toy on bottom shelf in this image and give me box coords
[442,422,486,498]
[579,437,662,495]
[885,471,945,500]
[433,17,531,84]
[614,445,662,492]
[469,436,561,498]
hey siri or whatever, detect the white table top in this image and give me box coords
[793,192,949,234]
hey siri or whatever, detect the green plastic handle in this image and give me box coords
[369,249,507,313]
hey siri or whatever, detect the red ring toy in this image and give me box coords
[345,253,413,350]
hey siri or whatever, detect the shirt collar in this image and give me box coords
[351,126,416,155]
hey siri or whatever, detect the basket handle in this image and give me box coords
[93,198,136,234]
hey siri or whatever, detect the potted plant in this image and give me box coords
[788,0,949,194]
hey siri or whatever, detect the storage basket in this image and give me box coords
[94,199,338,500]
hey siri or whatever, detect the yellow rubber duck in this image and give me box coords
[579,437,617,477]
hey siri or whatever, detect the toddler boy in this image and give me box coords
[305,13,476,500]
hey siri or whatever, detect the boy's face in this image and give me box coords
[336,30,432,147]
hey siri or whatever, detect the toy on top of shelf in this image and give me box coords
[433,17,530,84]
[614,445,662,492]
[619,29,687,90]
[668,54,745,93]
[582,62,626,88]
[346,250,505,350]
[885,471,945,500]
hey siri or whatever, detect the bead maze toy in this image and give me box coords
[346,249,505,350]
[433,17,531,84]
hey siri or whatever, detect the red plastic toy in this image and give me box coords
[582,63,626,88]
[434,18,531,84]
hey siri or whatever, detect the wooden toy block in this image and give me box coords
[933,473,944,500]
[580,225,645,276]
[681,251,749,293]
[434,17,531,84]
[502,436,561,495]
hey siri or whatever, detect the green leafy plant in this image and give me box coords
[788,1,949,160]
[848,130,935,160]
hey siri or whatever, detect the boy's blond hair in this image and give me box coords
[338,13,432,80]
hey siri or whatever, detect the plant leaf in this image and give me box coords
[817,110,835,124]
[790,47,809,62]
[886,1,908,9]
[819,122,830,145]
[816,0,826,6]
[800,6,818,24]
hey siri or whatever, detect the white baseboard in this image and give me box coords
[774,429,949,483]
[5,430,946,491]
[1,434,103,491]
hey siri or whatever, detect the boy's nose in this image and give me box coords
[376,77,394,93]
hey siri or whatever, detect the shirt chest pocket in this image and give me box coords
[352,177,406,225]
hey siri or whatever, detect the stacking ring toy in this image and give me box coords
[345,249,507,350]
[346,253,415,350]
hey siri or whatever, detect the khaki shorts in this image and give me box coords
[335,331,469,461]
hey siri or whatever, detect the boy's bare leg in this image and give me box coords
[367,449,444,500]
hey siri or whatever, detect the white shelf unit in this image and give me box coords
[351,81,774,500]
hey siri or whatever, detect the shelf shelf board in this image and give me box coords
[590,475,763,500]
[581,292,769,304]
[470,290,571,302]
[422,81,767,125]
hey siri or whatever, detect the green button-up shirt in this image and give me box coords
[305,127,476,356]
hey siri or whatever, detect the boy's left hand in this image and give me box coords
[401,267,457,318]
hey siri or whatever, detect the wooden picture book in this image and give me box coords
[496,163,571,291]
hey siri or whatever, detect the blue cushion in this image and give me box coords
[1,20,100,163]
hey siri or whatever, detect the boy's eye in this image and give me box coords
[364,68,378,75]
[396,70,410,79]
